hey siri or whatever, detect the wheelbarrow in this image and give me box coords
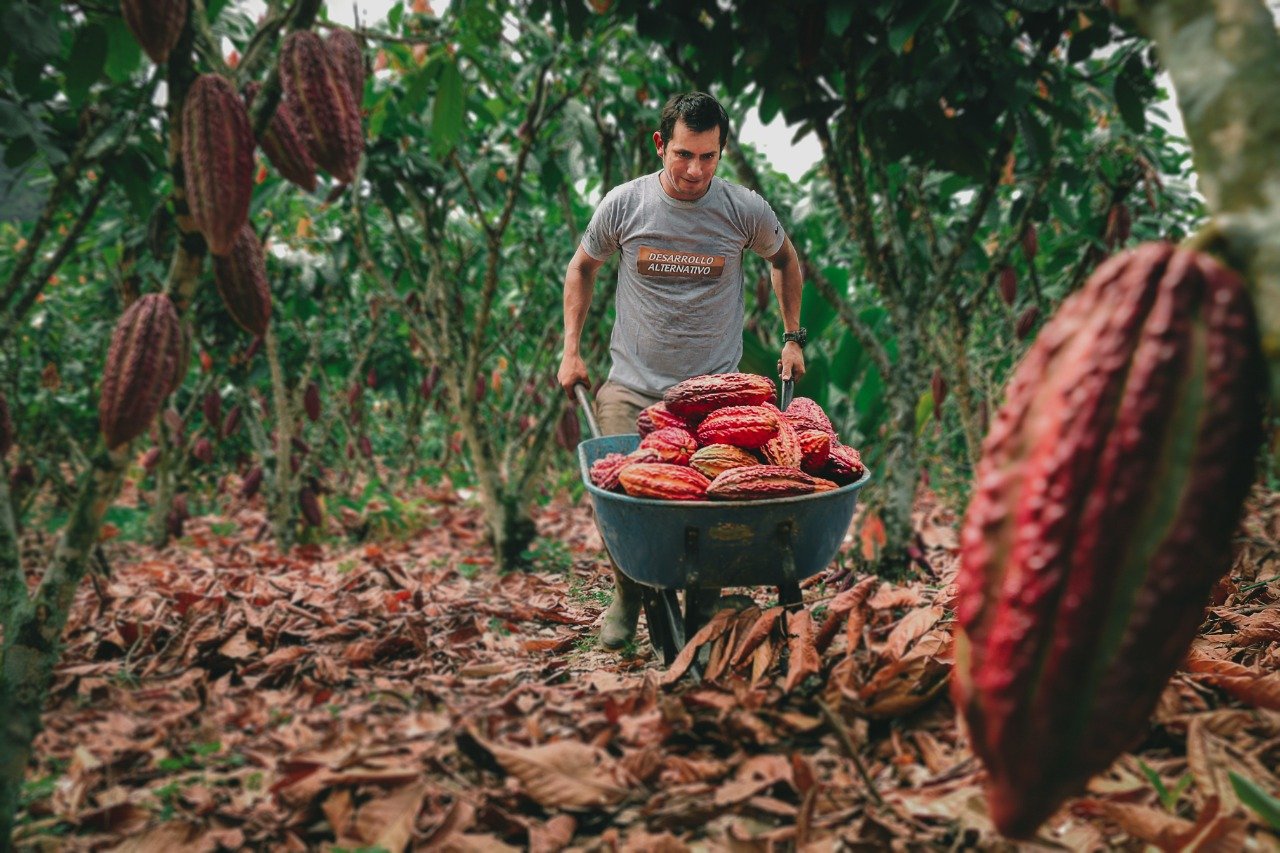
[573,380,871,665]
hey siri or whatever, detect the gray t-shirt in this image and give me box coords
[581,170,785,397]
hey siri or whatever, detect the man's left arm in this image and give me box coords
[767,235,805,381]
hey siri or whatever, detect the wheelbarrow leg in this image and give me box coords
[642,586,685,665]
[776,520,803,611]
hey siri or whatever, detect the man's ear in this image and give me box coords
[652,130,664,155]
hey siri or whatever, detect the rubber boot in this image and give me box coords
[599,564,643,649]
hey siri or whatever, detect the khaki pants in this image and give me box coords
[594,380,662,436]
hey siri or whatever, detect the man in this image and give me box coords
[557,91,806,650]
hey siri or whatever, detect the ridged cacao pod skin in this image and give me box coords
[664,372,775,419]
[689,444,758,479]
[99,294,182,449]
[954,242,1267,839]
[639,426,697,465]
[325,29,365,108]
[783,397,835,436]
[182,75,254,255]
[121,0,186,64]
[695,405,779,449]
[213,224,271,336]
[760,414,802,468]
[636,401,688,437]
[824,444,865,484]
[279,31,363,184]
[244,82,317,192]
[618,463,710,501]
[589,452,629,491]
[707,465,815,500]
[796,429,831,474]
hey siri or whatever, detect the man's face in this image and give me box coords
[654,119,721,201]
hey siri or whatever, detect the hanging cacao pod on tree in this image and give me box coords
[325,28,365,108]
[303,382,321,422]
[120,0,187,64]
[279,30,363,184]
[243,81,317,192]
[212,223,271,336]
[998,266,1017,306]
[954,242,1267,839]
[99,294,183,449]
[182,74,254,255]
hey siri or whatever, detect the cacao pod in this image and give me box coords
[213,223,271,336]
[1015,305,1040,341]
[9,463,34,493]
[192,437,214,464]
[182,74,254,255]
[366,367,377,388]
[120,0,186,64]
[291,436,310,454]
[0,392,11,457]
[220,404,242,439]
[618,462,710,501]
[243,81,317,192]
[796,429,831,474]
[202,390,222,434]
[1105,202,1132,250]
[636,401,688,437]
[421,365,441,400]
[279,30,363,184]
[624,447,663,466]
[99,294,182,449]
[299,486,323,526]
[304,382,321,421]
[689,443,759,479]
[663,372,775,419]
[706,465,815,500]
[760,413,802,468]
[639,426,697,465]
[239,466,263,499]
[695,405,779,449]
[141,446,161,473]
[824,443,864,484]
[998,266,1017,306]
[556,408,581,450]
[358,435,373,459]
[1021,223,1038,263]
[811,476,838,492]
[783,397,835,436]
[167,493,189,539]
[325,28,365,108]
[954,242,1266,839]
[589,452,630,491]
[931,368,947,422]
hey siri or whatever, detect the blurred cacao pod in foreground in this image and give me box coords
[954,242,1266,838]
[100,294,183,449]
[121,0,187,64]
[182,74,254,255]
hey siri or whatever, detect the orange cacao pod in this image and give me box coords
[639,426,697,465]
[760,413,802,468]
[812,476,838,492]
[689,443,758,479]
[121,0,187,64]
[636,401,688,436]
[663,372,775,419]
[213,223,271,336]
[182,74,254,255]
[796,428,831,474]
[244,81,317,192]
[695,405,779,448]
[99,294,182,449]
[706,465,815,500]
[824,443,864,484]
[279,30,363,184]
[618,462,710,501]
[589,452,629,491]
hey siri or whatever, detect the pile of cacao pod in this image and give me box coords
[952,242,1267,838]
[588,372,866,501]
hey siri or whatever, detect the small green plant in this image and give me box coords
[487,617,511,636]
[1138,760,1193,812]
[521,537,573,574]
[574,634,599,653]
[209,521,237,536]
[457,560,481,580]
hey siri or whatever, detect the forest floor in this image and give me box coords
[9,476,1280,851]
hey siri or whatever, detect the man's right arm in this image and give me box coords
[558,245,606,397]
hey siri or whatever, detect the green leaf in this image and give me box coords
[1114,73,1146,134]
[1230,772,1280,830]
[793,350,829,410]
[2,2,60,63]
[830,328,864,389]
[431,60,465,154]
[66,24,108,108]
[739,329,775,378]
[915,390,933,434]
[799,279,837,338]
[103,18,142,83]
[827,1,855,36]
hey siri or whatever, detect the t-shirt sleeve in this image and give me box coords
[746,192,785,259]
[580,188,623,261]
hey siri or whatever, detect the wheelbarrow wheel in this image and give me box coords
[642,586,684,665]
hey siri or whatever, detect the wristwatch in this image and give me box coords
[783,327,807,347]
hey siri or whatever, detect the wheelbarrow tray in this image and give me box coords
[578,434,871,590]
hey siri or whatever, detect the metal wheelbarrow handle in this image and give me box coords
[573,383,602,439]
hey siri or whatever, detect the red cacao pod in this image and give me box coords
[636,401,688,437]
[639,426,697,464]
[1020,223,1038,263]
[244,81,317,192]
[695,405,779,449]
[618,462,710,501]
[99,294,182,449]
[1105,202,1132,250]
[760,413,802,468]
[366,367,377,388]
[663,372,775,419]
[706,465,815,500]
[239,466,263,498]
[220,404,242,439]
[783,397,835,436]
[589,452,629,491]
[299,486,323,526]
[304,382,321,422]
[167,493,189,538]
[556,408,581,450]
[213,223,271,337]
[182,74,254,255]
[291,436,311,455]
[421,366,440,400]
[358,435,373,459]
[325,28,365,108]
[954,242,1266,838]
[192,437,214,464]
[689,443,758,479]
[931,368,947,422]
[141,446,161,473]
[1015,305,1039,340]
[998,266,1017,306]
[120,0,187,64]
[824,444,864,484]
[202,390,222,434]
[796,429,831,474]
[279,30,363,184]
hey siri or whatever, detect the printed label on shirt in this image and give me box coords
[637,246,725,278]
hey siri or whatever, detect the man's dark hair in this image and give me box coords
[659,92,730,150]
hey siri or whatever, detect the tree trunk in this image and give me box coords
[489,490,538,573]
[264,329,296,548]
[148,443,176,548]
